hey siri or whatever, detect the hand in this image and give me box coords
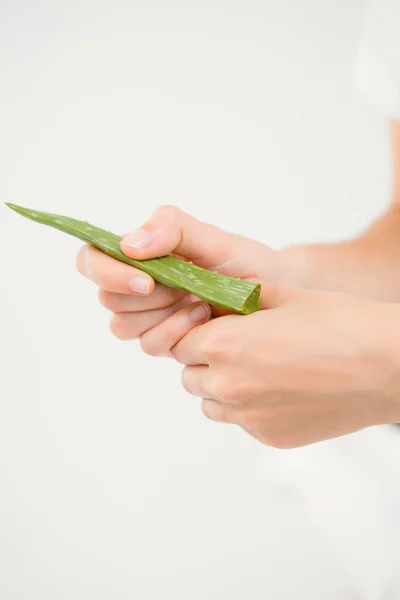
[167,286,400,448]
[76,205,281,343]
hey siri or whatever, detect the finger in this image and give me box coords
[139,302,211,357]
[110,299,188,341]
[120,205,238,268]
[76,245,155,295]
[187,294,232,318]
[170,319,214,365]
[181,365,216,398]
[182,366,239,406]
[171,314,240,365]
[98,283,186,313]
[260,283,299,309]
[201,398,237,424]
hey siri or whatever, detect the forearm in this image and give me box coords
[279,205,400,301]
[278,121,400,301]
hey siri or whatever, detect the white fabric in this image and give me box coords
[265,426,400,600]
[357,0,400,118]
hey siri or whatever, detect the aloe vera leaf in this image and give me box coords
[5,203,261,314]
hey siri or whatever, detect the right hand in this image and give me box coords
[76,205,282,355]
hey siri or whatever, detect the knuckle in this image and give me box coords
[181,368,192,393]
[201,399,216,421]
[213,374,243,404]
[95,271,111,291]
[202,333,233,362]
[153,204,181,221]
[109,314,129,340]
[169,343,185,364]
[201,399,232,424]
[140,334,161,357]
[98,289,119,311]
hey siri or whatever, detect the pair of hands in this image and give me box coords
[76,205,400,448]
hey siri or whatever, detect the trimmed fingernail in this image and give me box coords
[123,229,152,249]
[128,277,150,294]
[189,304,209,322]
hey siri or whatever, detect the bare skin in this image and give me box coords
[392,120,400,201]
[76,121,400,448]
[279,121,400,300]
[174,288,400,448]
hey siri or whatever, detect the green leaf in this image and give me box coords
[5,203,261,314]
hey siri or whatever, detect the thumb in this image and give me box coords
[120,205,239,269]
[260,283,300,309]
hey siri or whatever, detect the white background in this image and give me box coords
[1,1,400,599]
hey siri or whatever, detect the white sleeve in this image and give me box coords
[356,0,400,118]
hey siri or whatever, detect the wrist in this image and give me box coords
[275,244,319,289]
[277,239,370,293]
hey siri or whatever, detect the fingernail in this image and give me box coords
[189,304,209,322]
[129,277,150,294]
[123,229,152,249]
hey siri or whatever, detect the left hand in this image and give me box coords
[143,285,400,448]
